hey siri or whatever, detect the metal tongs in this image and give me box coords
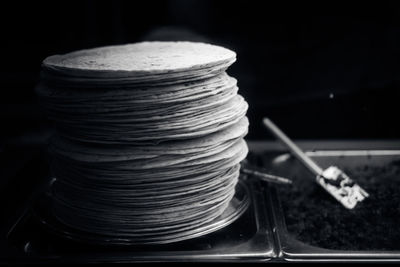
[241,160,292,185]
[263,117,369,209]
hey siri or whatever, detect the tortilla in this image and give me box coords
[42,42,236,76]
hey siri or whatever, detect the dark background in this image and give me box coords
[1,1,400,146]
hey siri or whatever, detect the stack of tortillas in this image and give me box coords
[36,42,249,244]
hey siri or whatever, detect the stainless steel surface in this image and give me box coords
[2,141,400,263]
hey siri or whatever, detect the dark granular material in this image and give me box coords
[278,159,400,250]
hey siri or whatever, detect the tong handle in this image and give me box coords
[263,118,324,176]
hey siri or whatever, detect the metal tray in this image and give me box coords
[4,177,275,264]
[3,141,400,263]
[265,149,400,262]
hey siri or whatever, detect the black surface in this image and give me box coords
[1,2,400,144]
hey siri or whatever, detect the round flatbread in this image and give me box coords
[42,41,236,79]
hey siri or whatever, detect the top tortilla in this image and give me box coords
[42,42,236,79]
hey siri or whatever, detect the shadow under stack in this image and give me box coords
[35,42,249,244]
